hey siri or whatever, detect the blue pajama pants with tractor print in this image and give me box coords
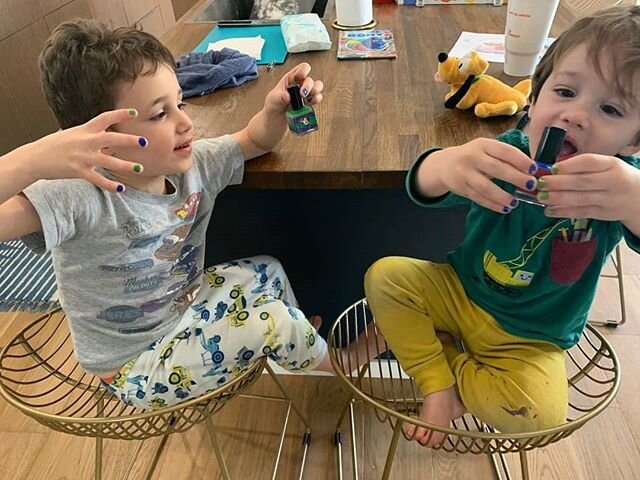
[103,255,327,409]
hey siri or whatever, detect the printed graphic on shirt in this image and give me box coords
[129,235,162,250]
[483,219,571,297]
[97,305,145,323]
[154,224,193,261]
[549,219,598,284]
[175,192,201,221]
[99,259,155,273]
[170,244,201,282]
[482,218,599,295]
[124,271,171,294]
[121,217,153,239]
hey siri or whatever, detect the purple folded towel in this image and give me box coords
[176,48,259,98]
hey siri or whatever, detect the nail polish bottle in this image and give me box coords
[514,126,566,206]
[286,84,318,136]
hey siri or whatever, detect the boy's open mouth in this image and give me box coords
[556,137,578,162]
[174,141,192,151]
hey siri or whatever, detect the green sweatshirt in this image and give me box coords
[407,129,640,349]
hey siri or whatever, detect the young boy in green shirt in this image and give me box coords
[365,5,640,446]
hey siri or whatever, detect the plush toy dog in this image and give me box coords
[435,51,531,118]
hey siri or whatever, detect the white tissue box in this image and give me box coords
[280,13,332,53]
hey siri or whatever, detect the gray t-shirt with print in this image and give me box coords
[22,136,244,373]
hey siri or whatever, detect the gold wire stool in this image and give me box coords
[589,244,627,327]
[329,299,621,480]
[0,308,312,480]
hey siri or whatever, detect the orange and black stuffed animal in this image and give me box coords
[435,50,531,118]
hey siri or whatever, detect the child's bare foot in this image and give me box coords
[435,330,456,344]
[309,314,322,331]
[404,385,466,448]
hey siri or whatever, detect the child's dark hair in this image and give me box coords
[39,18,176,129]
[532,6,640,108]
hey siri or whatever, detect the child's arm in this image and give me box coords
[538,154,640,235]
[232,63,324,160]
[0,109,146,242]
[413,138,537,214]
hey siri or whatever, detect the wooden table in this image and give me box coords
[161,1,578,327]
[162,1,580,189]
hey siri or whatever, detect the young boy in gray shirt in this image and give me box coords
[0,19,382,408]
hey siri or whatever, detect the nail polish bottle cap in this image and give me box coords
[287,84,304,110]
[535,126,567,165]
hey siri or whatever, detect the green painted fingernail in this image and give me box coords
[551,165,559,175]
[546,207,556,216]
[538,191,549,201]
[536,178,546,190]
[128,109,137,117]
[133,164,143,173]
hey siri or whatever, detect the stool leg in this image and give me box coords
[142,434,170,480]
[264,364,312,479]
[349,400,359,480]
[206,417,232,480]
[95,436,103,480]
[381,419,402,480]
[519,450,530,480]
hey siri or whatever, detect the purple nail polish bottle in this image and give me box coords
[286,85,318,136]
[514,126,566,206]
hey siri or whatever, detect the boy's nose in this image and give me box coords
[560,107,589,130]
[177,110,193,133]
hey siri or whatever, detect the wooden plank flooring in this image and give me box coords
[1,244,640,479]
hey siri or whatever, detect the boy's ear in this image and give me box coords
[619,129,640,156]
[619,142,640,156]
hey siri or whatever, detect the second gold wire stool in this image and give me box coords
[589,244,627,327]
[0,308,312,480]
[328,299,620,480]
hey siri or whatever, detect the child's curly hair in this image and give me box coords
[39,18,176,129]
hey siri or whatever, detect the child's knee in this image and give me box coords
[250,254,280,267]
[364,256,412,296]
[468,377,567,433]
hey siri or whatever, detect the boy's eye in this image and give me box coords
[601,104,622,117]
[150,111,166,121]
[178,102,186,110]
[553,88,575,98]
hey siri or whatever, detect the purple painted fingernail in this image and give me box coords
[502,206,510,213]
[116,184,125,193]
[526,179,535,190]
[138,137,148,147]
[301,88,308,97]
[510,198,519,207]
[528,163,537,174]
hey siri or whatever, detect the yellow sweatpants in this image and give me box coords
[364,257,568,433]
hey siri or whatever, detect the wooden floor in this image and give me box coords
[0,245,639,479]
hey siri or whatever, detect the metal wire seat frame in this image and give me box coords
[328,299,621,480]
[0,308,312,480]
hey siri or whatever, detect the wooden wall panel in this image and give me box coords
[0,20,58,140]
[44,0,92,32]
[0,69,31,155]
[0,0,44,41]
[86,0,127,27]
[38,0,74,14]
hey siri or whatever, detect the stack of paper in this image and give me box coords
[207,36,265,60]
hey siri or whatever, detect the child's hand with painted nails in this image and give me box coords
[238,63,324,159]
[536,153,640,221]
[26,108,146,193]
[416,138,538,214]
[265,62,324,117]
